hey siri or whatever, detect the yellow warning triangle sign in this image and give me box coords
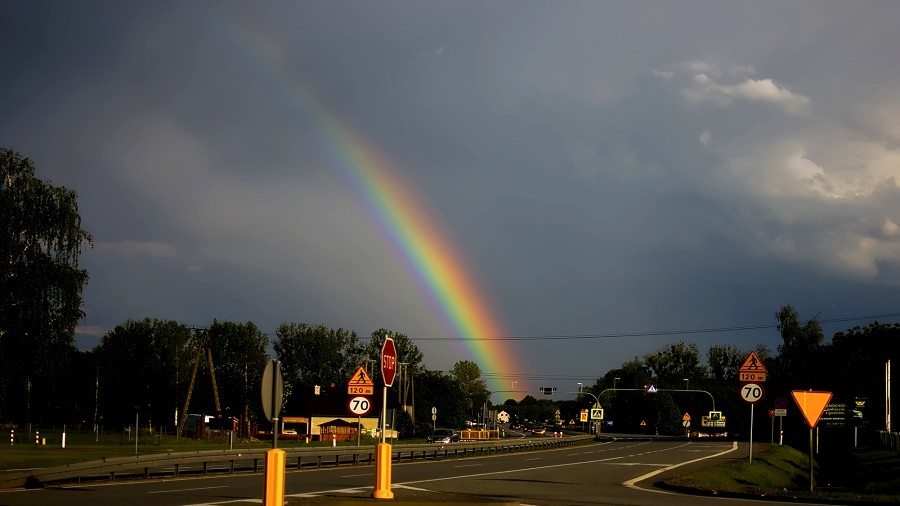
[349,366,374,386]
[739,351,767,373]
[791,390,833,428]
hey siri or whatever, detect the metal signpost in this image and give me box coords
[261,359,284,449]
[792,390,833,492]
[373,336,397,500]
[347,366,374,447]
[260,359,285,506]
[739,352,767,464]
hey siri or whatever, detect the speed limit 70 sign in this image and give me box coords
[740,383,765,404]
[348,396,372,416]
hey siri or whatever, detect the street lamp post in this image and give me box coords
[684,378,689,390]
[577,383,584,431]
[613,377,620,390]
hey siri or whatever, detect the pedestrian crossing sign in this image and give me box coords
[591,408,604,420]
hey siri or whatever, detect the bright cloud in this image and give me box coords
[684,73,810,114]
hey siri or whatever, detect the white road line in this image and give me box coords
[622,441,738,492]
[606,462,671,467]
[147,485,229,494]
[187,441,731,505]
[397,441,696,486]
[183,499,260,506]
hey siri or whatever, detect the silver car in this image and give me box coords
[427,429,460,443]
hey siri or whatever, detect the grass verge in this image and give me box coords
[668,443,900,503]
[0,432,396,471]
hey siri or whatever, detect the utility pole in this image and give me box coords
[177,328,222,437]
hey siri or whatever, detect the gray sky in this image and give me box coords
[3,1,900,398]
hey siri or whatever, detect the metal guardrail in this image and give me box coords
[0,435,593,489]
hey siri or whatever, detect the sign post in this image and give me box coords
[792,390,833,492]
[347,366,374,447]
[739,353,767,464]
[261,360,284,449]
[260,359,285,506]
[373,336,397,500]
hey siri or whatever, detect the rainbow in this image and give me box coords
[214,20,522,396]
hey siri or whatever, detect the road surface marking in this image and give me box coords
[147,485,228,494]
[622,441,739,492]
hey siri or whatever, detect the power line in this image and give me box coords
[259,311,900,343]
[400,311,900,342]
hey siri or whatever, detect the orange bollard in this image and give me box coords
[263,448,286,506]
[372,442,393,499]
[332,433,336,447]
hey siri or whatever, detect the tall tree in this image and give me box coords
[706,344,745,384]
[274,323,364,411]
[774,305,824,388]
[644,341,705,387]
[364,329,424,411]
[0,149,92,424]
[828,322,900,402]
[363,329,424,378]
[207,320,269,438]
[450,360,490,421]
[413,370,469,434]
[94,319,193,428]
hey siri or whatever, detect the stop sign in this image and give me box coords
[381,337,397,387]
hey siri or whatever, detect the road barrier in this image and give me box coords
[0,435,593,489]
[459,429,500,441]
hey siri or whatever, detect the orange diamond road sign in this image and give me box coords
[739,351,767,382]
[682,412,691,422]
[348,366,375,395]
[791,390,833,428]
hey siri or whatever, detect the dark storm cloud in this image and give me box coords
[2,1,900,393]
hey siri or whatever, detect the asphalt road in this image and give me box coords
[0,439,832,506]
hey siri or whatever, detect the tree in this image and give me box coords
[643,341,705,387]
[274,323,364,411]
[707,344,745,384]
[774,305,824,388]
[364,329,424,412]
[1,149,92,424]
[827,322,900,402]
[363,329,424,377]
[207,320,269,438]
[413,370,469,435]
[94,319,193,428]
[450,360,490,422]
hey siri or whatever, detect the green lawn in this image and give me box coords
[669,443,900,503]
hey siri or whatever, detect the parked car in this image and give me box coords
[427,429,460,443]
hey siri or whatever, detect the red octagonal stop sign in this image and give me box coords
[381,337,397,387]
